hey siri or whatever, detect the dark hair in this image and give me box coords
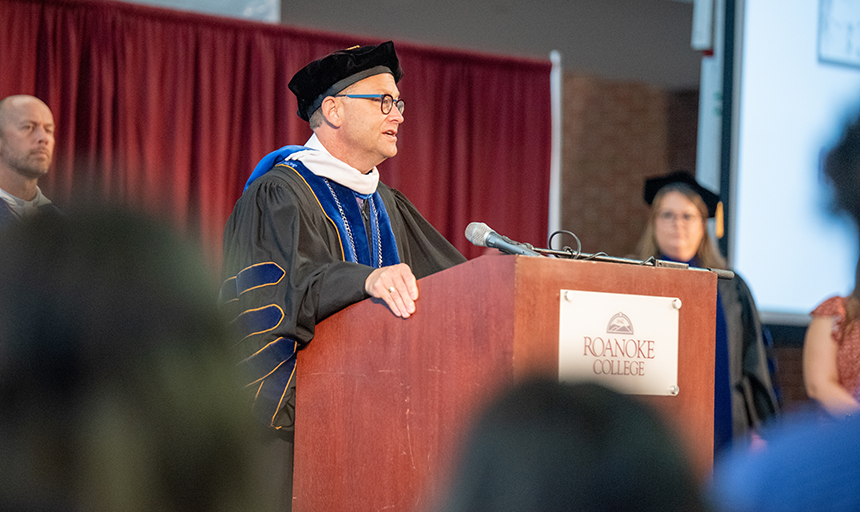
[0,207,262,512]
[825,112,860,225]
[435,379,707,512]
[825,111,860,324]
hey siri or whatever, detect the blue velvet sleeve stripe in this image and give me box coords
[254,361,296,427]
[219,262,284,314]
[235,304,284,341]
[239,336,297,384]
[219,276,238,303]
[236,262,285,295]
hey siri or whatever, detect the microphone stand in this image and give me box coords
[527,246,735,280]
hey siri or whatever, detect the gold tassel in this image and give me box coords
[715,201,724,239]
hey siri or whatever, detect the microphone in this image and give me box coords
[465,222,541,257]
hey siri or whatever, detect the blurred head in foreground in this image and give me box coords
[0,207,263,512]
[435,379,706,512]
[824,109,860,225]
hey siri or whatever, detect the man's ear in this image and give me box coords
[320,97,342,127]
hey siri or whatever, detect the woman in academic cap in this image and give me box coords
[634,170,779,454]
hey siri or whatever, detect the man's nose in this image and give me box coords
[34,125,51,142]
[389,107,404,123]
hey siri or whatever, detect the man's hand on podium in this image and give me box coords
[365,263,419,318]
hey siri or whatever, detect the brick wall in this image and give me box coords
[666,89,699,172]
[773,346,809,412]
[561,73,670,258]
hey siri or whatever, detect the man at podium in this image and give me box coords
[220,41,465,510]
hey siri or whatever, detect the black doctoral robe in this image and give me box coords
[221,162,466,429]
[718,272,780,438]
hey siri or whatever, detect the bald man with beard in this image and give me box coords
[0,95,62,228]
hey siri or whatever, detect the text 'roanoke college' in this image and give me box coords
[583,336,656,377]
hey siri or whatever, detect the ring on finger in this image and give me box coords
[388,286,396,294]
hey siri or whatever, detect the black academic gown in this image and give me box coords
[719,272,780,438]
[221,162,466,430]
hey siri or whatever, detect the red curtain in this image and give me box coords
[0,0,551,266]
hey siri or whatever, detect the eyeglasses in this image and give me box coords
[657,211,701,224]
[334,94,405,115]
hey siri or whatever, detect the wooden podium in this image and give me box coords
[294,255,717,511]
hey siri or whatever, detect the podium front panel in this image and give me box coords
[294,255,716,511]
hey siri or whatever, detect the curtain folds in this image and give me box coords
[0,0,551,265]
